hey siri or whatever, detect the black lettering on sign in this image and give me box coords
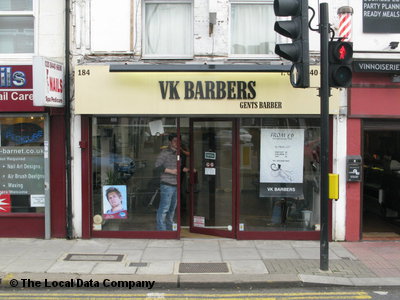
[159,81,180,100]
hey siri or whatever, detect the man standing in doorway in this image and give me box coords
[155,133,188,231]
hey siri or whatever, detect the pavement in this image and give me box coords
[0,238,399,290]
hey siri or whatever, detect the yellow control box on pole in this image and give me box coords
[329,173,339,200]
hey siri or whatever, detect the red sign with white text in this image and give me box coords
[0,65,44,112]
[0,194,11,213]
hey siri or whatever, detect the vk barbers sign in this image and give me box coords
[74,65,341,115]
[363,0,400,33]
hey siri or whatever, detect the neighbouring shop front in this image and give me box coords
[347,62,400,241]
[75,65,340,240]
[0,64,66,238]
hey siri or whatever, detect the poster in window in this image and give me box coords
[259,129,304,197]
[0,193,11,213]
[102,185,128,219]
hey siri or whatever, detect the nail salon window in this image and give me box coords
[0,116,45,213]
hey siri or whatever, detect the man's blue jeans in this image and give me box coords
[156,184,177,231]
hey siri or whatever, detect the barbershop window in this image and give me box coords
[0,0,34,54]
[239,118,321,232]
[143,0,193,58]
[230,0,275,56]
[0,116,45,213]
[92,117,179,232]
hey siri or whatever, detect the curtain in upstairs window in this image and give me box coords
[0,0,32,11]
[144,3,192,57]
[230,3,275,55]
[0,16,34,53]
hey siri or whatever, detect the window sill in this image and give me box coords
[142,55,194,60]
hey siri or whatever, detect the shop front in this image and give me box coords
[348,64,400,241]
[0,65,66,238]
[75,65,339,240]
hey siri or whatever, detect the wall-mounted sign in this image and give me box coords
[0,65,43,112]
[353,60,400,73]
[259,129,305,197]
[204,152,216,160]
[363,0,400,33]
[74,65,340,115]
[33,56,64,107]
[347,156,362,182]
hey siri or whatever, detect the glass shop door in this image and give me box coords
[189,119,236,238]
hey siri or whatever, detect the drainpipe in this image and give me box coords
[65,0,73,239]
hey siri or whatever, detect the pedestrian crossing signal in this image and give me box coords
[328,41,353,88]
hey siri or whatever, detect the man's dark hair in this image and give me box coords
[105,187,122,200]
[168,133,178,141]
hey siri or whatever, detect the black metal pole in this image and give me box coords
[319,2,330,271]
[65,0,73,239]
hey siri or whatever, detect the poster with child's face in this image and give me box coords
[102,185,128,219]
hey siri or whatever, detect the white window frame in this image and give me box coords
[142,0,194,59]
[229,0,277,59]
[0,0,37,59]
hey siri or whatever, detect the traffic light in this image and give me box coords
[274,0,309,88]
[328,41,353,88]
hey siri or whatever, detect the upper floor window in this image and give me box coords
[230,0,275,57]
[143,0,193,59]
[0,0,34,54]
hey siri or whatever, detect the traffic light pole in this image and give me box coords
[319,2,330,271]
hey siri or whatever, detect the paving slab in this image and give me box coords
[147,240,183,248]
[254,240,299,250]
[299,274,353,286]
[105,250,143,262]
[141,248,182,261]
[91,262,137,275]
[219,240,255,248]
[0,257,18,271]
[2,259,55,273]
[20,248,65,260]
[136,261,175,275]
[107,239,148,250]
[183,240,220,251]
[228,260,269,274]
[46,261,97,274]
[295,247,340,260]
[181,250,222,262]
[350,277,400,286]
[221,247,260,260]
[291,241,319,248]
[259,248,300,259]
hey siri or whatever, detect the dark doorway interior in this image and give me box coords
[363,130,400,240]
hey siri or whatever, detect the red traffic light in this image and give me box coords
[329,41,353,64]
[328,41,353,88]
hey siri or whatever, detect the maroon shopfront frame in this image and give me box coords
[0,65,66,238]
[81,116,331,240]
